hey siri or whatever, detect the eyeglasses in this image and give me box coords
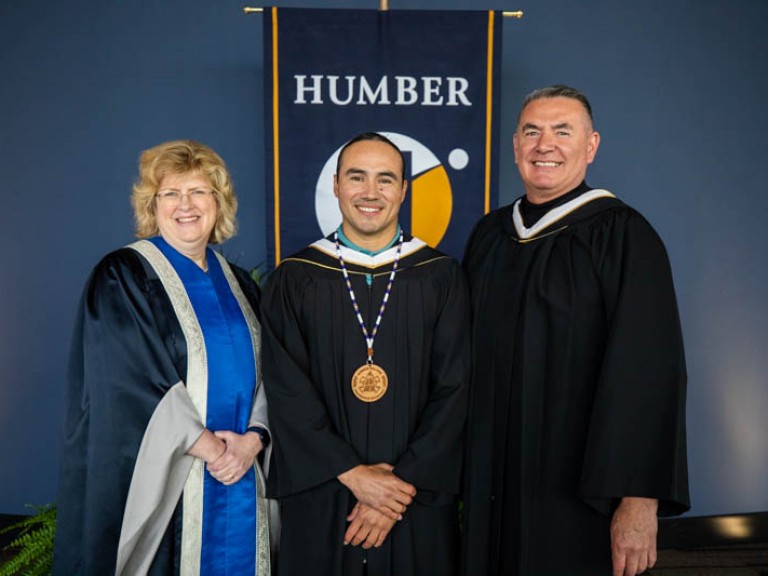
[155,189,216,205]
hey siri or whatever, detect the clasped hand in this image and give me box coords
[344,502,397,549]
[206,430,263,486]
[338,463,416,549]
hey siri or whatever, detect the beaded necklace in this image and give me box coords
[334,229,404,402]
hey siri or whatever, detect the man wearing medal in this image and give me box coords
[262,132,470,576]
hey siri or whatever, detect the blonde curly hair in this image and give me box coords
[131,140,238,244]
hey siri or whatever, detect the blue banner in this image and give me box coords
[264,7,502,266]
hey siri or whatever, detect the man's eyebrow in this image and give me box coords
[344,168,399,180]
[520,121,574,131]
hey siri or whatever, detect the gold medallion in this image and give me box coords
[351,363,388,403]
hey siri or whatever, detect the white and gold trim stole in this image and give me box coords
[309,236,428,268]
[512,189,616,242]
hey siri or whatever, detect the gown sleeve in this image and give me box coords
[53,250,198,575]
[229,265,273,465]
[260,263,362,498]
[393,259,471,494]
[579,210,690,516]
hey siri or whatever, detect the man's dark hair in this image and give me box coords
[335,132,406,181]
[518,84,594,127]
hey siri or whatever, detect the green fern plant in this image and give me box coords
[0,504,56,576]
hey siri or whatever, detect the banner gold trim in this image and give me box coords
[484,10,495,215]
[271,7,282,264]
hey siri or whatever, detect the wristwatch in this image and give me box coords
[247,426,271,448]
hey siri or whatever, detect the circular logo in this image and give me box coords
[351,363,389,403]
[315,132,459,247]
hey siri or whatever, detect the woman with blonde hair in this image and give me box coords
[54,140,272,575]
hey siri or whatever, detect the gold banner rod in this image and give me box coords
[242,6,523,18]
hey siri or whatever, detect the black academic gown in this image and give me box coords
[261,234,470,576]
[461,191,690,576]
[53,246,262,575]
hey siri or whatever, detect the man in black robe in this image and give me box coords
[461,86,690,576]
[262,132,470,576]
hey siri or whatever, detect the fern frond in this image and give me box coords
[0,504,56,576]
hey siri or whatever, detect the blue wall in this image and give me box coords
[1,0,767,517]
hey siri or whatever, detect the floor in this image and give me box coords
[655,546,768,575]
[2,512,767,573]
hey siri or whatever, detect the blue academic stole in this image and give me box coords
[150,237,257,574]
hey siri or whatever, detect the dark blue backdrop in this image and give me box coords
[1,0,767,518]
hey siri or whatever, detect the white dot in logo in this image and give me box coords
[448,148,469,170]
